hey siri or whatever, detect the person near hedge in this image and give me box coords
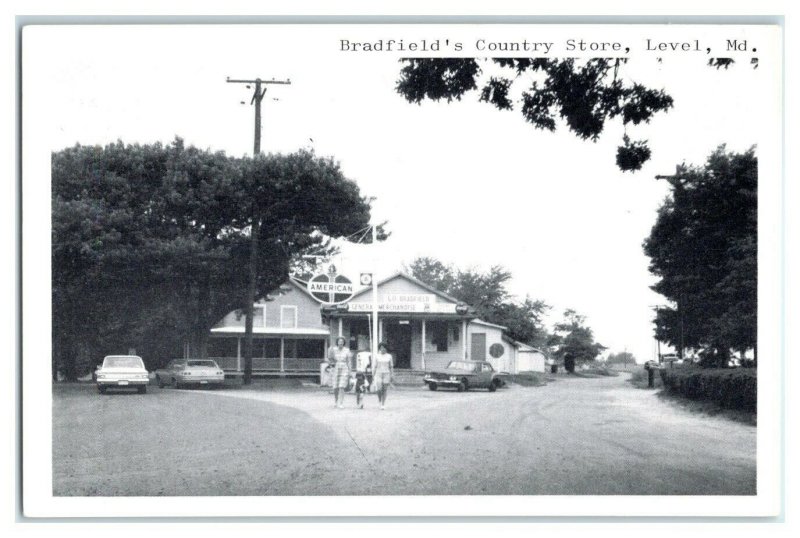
[372,342,394,410]
[328,336,353,409]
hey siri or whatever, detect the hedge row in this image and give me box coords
[661,366,757,412]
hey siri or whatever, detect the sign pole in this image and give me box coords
[371,225,379,362]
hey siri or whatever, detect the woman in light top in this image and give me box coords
[373,342,394,410]
[328,336,353,409]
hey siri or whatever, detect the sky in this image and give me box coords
[27,24,773,364]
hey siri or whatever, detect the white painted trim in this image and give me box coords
[462,320,468,359]
[421,319,426,370]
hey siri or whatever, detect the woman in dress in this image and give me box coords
[373,342,394,410]
[328,336,353,409]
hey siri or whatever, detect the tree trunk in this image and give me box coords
[187,330,209,360]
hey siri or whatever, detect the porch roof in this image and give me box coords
[210,327,330,337]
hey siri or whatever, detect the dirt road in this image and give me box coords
[52,373,756,496]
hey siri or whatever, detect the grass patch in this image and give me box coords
[629,368,663,389]
[510,371,548,387]
[655,390,757,426]
[580,365,619,377]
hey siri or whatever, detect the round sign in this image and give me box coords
[307,273,354,304]
[360,273,373,286]
[489,343,505,358]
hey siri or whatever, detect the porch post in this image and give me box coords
[237,337,242,372]
[280,338,285,372]
[338,318,343,337]
[421,319,426,371]
[379,318,384,344]
[462,320,468,360]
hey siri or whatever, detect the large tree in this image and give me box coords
[643,146,757,366]
[406,256,550,348]
[396,58,673,171]
[52,140,376,379]
[606,351,637,367]
[235,151,378,382]
[549,309,606,372]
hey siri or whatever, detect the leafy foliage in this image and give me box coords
[405,257,551,348]
[616,135,652,172]
[397,58,673,170]
[52,140,376,378]
[662,365,756,412]
[606,351,637,366]
[643,146,757,366]
[550,309,607,371]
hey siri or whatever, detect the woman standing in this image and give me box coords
[373,342,394,410]
[328,336,353,409]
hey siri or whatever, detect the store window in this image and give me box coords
[280,305,297,329]
[296,339,325,358]
[253,304,266,327]
[259,338,281,358]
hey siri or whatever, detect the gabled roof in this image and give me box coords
[286,276,321,301]
[347,271,463,304]
[501,333,546,354]
[252,277,319,304]
[471,318,508,331]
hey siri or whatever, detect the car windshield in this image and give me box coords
[187,360,218,368]
[447,361,479,372]
[103,356,144,369]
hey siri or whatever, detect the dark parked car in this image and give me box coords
[423,360,507,392]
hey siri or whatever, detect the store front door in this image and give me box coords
[384,320,412,369]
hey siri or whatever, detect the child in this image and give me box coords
[354,350,373,409]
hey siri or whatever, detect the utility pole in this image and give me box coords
[227,76,291,384]
[649,304,665,364]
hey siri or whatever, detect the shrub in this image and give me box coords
[661,365,756,412]
[511,371,548,387]
[629,367,663,388]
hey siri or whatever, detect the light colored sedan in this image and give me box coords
[96,355,150,394]
[155,359,225,389]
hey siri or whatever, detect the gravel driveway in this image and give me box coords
[53,373,756,496]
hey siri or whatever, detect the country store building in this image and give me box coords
[206,272,546,376]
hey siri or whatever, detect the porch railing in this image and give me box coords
[210,356,324,373]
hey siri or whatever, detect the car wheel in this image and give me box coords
[156,375,165,388]
[171,377,180,389]
[97,385,106,394]
[457,380,467,392]
[488,380,498,392]
[138,385,147,394]
[428,382,437,391]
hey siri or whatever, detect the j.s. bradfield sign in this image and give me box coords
[348,293,457,313]
[308,271,354,304]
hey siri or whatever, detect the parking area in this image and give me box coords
[53,374,756,496]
